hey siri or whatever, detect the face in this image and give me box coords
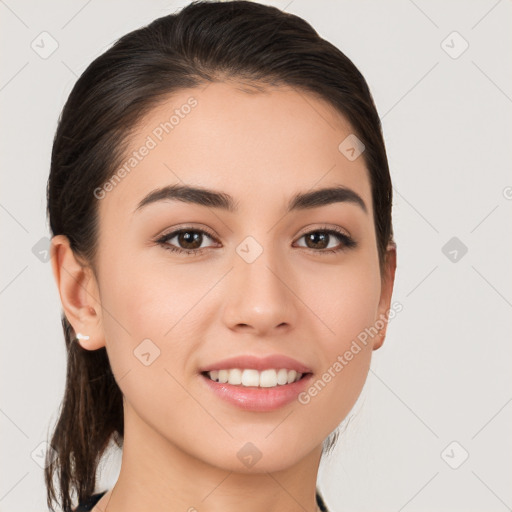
[64,81,395,474]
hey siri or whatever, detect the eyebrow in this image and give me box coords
[134,183,367,215]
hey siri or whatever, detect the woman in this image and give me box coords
[45,1,397,511]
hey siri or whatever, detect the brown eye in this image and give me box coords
[295,228,357,253]
[156,228,218,255]
[175,231,204,250]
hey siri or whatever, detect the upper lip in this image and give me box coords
[199,354,312,374]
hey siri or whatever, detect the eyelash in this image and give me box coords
[155,225,357,256]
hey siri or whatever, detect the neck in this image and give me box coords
[103,404,323,512]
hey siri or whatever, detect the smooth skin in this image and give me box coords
[51,81,396,512]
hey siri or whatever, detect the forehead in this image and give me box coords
[98,81,372,222]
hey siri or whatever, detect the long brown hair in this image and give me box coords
[45,1,394,510]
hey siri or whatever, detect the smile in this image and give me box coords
[204,368,304,387]
[200,371,313,412]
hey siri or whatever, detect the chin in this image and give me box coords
[195,433,320,474]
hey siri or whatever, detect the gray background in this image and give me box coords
[1,0,511,511]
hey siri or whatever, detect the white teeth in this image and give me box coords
[241,369,259,387]
[227,368,242,385]
[277,368,288,385]
[259,369,277,387]
[205,368,304,387]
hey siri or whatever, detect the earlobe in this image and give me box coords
[50,235,105,350]
[373,330,386,350]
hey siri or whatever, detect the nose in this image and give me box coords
[221,244,299,336]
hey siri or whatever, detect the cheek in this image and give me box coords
[98,252,213,386]
[298,342,372,441]
[100,245,196,337]
[294,258,380,419]
[299,254,381,347]
[98,265,197,427]
[96,254,170,376]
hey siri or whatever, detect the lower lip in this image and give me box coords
[200,373,313,412]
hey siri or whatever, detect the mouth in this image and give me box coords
[198,354,313,411]
[201,368,308,388]
[199,368,313,412]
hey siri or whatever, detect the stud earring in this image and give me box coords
[76,332,90,341]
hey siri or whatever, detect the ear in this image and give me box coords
[373,242,397,350]
[50,234,105,350]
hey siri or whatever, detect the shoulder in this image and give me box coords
[73,489,326,511]
[73,491,108,512]
[316,490,329,512]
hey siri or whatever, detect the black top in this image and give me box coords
[74,489,330,511]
